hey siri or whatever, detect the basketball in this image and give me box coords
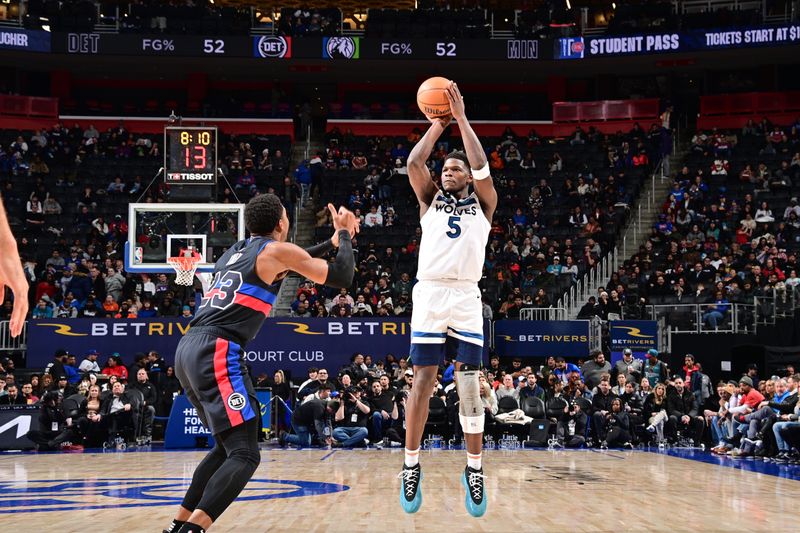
[417,76,452,119]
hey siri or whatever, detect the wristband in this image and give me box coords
[471,163,490,180]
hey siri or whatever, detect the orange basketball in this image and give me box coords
[417,76,451,119]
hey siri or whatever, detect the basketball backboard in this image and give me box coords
[124,203,245,274]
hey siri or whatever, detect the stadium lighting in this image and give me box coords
[566,0,572,9]
[612,3,616,9]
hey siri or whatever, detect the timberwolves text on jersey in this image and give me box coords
[417,192,491,283]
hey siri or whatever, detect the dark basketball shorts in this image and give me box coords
[174,331,259,436]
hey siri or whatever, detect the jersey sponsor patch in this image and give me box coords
[227,392,246,411]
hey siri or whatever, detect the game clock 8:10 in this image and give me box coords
[164,126,218,185]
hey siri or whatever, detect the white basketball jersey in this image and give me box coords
[417,191,491,282]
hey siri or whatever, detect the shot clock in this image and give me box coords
[164,126,218,185]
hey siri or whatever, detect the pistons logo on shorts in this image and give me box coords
[227,392,246,411]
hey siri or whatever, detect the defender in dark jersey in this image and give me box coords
[164,194,357,533]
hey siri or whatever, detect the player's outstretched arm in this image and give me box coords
[257,205,357,288]
[447,82,498,222]
[0,197,28,337]
[407,117,449,216]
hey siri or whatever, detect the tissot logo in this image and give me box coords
[255,36,291,58]
[507,40,538,59]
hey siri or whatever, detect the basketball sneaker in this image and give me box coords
[397,464,422,513]
[461,466,487,517]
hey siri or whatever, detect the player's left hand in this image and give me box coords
[446,81,466,122]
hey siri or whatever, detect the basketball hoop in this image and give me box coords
[167,254,201,286]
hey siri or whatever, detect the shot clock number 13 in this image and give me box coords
[164,126,218,185]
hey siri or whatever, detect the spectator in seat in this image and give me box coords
[495,374,519,401]
[107,176,125,194]
[581,351,612,390]
[643,382,669,443]
[368,379,397,443]
[100,381,136,440]
[666,377,704,444]
[364,205,383,227]
[101,354,128,381]
[131,368,157,441]
[554,357,582,385]
[0,384,24,405]
[519,373,546,402]
[591,379,617,445]
[643,350,668,387]
[702,290,730,330]
[333,386,370,447]
[603,398,632,447]
[614,348,643,386]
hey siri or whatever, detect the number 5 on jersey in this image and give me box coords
[446,215,462,239]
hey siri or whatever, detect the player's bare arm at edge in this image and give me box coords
[0,195,29,337]
[447,81,498,222]
[407,116,449,217]
[255,204,358,288]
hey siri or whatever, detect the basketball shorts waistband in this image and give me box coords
[184,325,247,347]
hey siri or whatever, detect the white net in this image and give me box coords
[167,255,201,286]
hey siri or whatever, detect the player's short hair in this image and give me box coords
[445,150,470,170]
[244,193,284,235]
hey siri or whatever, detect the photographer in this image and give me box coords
[333,386,370,447]
[281,384,335,448]
[25,391,81,451]
[558,399,588,448]
[368,379,398,443]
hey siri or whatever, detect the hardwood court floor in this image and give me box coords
[0,447,798,532]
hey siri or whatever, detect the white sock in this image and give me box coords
[467,452,482,470]
[404,448,420,467]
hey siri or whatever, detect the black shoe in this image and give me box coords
[398,463,422,513]
[278,430,287,448]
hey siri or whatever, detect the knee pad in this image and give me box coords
[455,369,484,434]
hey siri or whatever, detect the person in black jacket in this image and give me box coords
[367,379,398,442]
[619,381,644,441]
[281,384,335,448]
[603,398,632,447]
[559,400,588,448]
[130,368,157,440]
[99,381,136,439]
[25,391,80,450]
[666,377,704,443]
[591,379,617,445]
[158,366,182,417]
[342,353,368,384]
[44,349,68,380]
[0,384,25,405]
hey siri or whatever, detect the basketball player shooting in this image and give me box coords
[164,194,358,533]
[400,81,497,517]
[0,198,28,338]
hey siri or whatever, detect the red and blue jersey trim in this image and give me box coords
[213,338,256,427]
[232,281,277,316]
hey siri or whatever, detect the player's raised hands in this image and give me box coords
[329,203,360,247]
[446,81,466,122]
